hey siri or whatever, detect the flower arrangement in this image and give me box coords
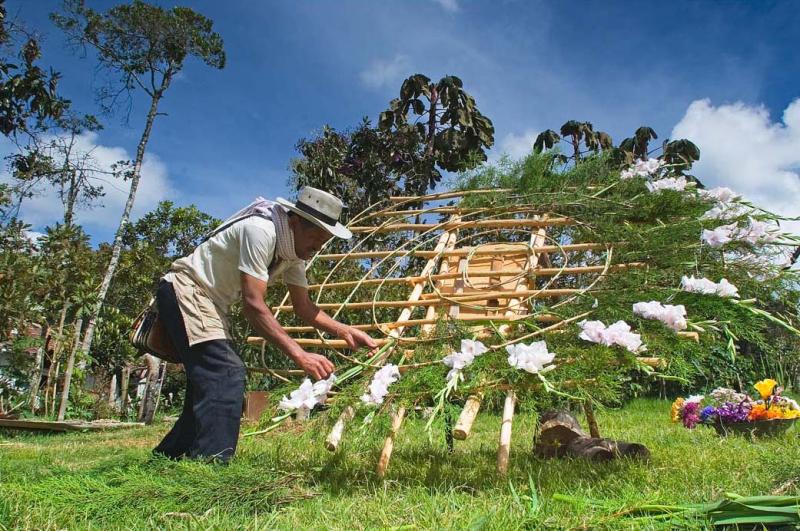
[671,379,800,433]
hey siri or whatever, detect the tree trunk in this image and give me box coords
[57,318,83,421]
[138,353,161,424]
[119,365,130,419]
[28,325,47,413]
[107,373,118,410]
[79,92,163,359]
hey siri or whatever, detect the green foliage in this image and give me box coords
[379,73,495,195]
[0,2,70,138]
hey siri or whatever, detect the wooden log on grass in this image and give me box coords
[496,390,516,476]
[376,406,406,479]
[325,405,355,452]
[453,394,483,440]
[534,410,650,461]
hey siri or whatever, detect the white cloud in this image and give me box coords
[671,98,800,236]
[432,0,459,12]
[359,54,411,90]
[492,129,539,161]
[2,131,174,238]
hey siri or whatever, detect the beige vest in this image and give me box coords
[169,258,293,347]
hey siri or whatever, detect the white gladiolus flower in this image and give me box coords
[506,341,556,374]
[701,224,736,247]
[578,320,607,344]
[361,364,401,406]
[737,218,778,244]
[578,320,646,353]
[441,339,488,384]
[633,301,687,331]
[278,373,337,413]
[702,202,746,220]
[680,276,739,298]
[715,278,739,298]
[645,176,688,193]
[700,186,739,203]
[681,275,718,294]
[685,394,705,404]
[620,158,664,179]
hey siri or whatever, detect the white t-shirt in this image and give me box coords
[170,215,308,310]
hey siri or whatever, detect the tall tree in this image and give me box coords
[0,0,69,140]
[52,0,225,360]
[10,113,110,227]
[378,74,494,196]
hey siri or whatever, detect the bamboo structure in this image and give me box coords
[245,190,665,478]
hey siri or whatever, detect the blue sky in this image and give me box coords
[5,0,800,243]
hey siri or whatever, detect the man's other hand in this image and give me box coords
[294,351,335,380]
[337,326,379,352]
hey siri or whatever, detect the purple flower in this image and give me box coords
[682,402,701,429]
[716,401,751,424]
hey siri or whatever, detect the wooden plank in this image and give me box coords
[270,288,581,312]
[277,313,562,334]
[304,263,646,291]
[388,189,513,203]
[498,220,548,336]
[315,243,606,261]
[348,217,574,233]
[360,205,546,219]
[0,418,144,432]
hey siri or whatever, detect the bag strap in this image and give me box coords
[200,212,273,244]
[199,212,280,272]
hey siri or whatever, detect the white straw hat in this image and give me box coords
[276,186,352,240]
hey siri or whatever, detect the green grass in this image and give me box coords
[2,399,800,530]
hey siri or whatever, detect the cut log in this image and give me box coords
[534,410,650,461]
[453,394,482,440]
[534,410,587,458]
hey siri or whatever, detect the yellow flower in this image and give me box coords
[670,397,685,422]
[754,379,778,400]
[781,408,800,419]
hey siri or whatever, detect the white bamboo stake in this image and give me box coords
[496,390,517,476]
[325,405,355,451]
[376,406,406,479]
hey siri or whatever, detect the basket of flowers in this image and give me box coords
[671,379,800,436]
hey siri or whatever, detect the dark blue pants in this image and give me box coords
[153,281,246,462]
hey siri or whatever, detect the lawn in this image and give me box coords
[2,399,799,530]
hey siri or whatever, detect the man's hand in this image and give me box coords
[293,351,335,380]
[337,326,379,352]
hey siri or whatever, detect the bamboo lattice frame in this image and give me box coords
[245,189,683,477]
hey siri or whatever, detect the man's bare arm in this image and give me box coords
[288,284,378,351]
[240,273,334,379]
